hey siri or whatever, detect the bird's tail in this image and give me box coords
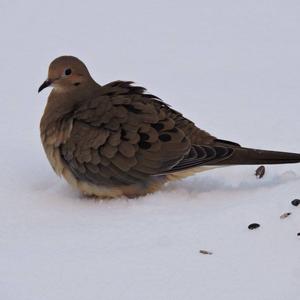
[211,147,300,166]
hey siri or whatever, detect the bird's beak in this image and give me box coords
[38,79,52,93]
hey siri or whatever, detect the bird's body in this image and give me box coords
[39,56,300,198]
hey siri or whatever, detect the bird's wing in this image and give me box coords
[59,81,236,185]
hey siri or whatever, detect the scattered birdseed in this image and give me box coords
[199,250,213,255]
[248,223,260,230]
[291,199,300,207]
[280,212,292,219]
[255,165,265,179]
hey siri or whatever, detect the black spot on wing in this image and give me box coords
[139,133,150,141]
[159,134,171,142]
[121,129,129,141]
[151,123,164,131]
[124,104,142,114]
[139,141,151,150]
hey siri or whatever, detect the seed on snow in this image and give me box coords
[291,199,300,207]
[280,212,291,219]
[199,250,213,255]
[255,166,265,178]
[248,223,260,230]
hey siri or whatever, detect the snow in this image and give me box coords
[1,1,300,299]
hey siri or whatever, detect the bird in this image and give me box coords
[39,56,300,198]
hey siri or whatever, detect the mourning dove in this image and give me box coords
[39,56,300,198]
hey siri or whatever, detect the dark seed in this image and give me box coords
[280,212,291,219]
[199,250,213,255]
[255,165,265,178]
[248,223,260,230]
[297,233,300,237]
[291,199,300,207]
[74,82,80,86]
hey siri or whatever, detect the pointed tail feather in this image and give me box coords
[213,147,300,165]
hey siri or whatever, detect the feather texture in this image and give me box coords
[40,56,300,198]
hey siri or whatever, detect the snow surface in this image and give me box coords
[1,1,300,299]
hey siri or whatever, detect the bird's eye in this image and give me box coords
[64,68,72,76]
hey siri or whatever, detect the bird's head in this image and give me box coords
[38,56,92,93]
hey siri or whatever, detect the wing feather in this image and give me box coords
[59,81,232,186]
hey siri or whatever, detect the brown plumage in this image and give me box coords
[39,56,300,198]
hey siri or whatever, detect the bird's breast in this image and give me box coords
[40,118,73,176]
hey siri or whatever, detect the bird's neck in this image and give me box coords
[40,81,100,135]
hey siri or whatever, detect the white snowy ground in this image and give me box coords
[1,1,300,299]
